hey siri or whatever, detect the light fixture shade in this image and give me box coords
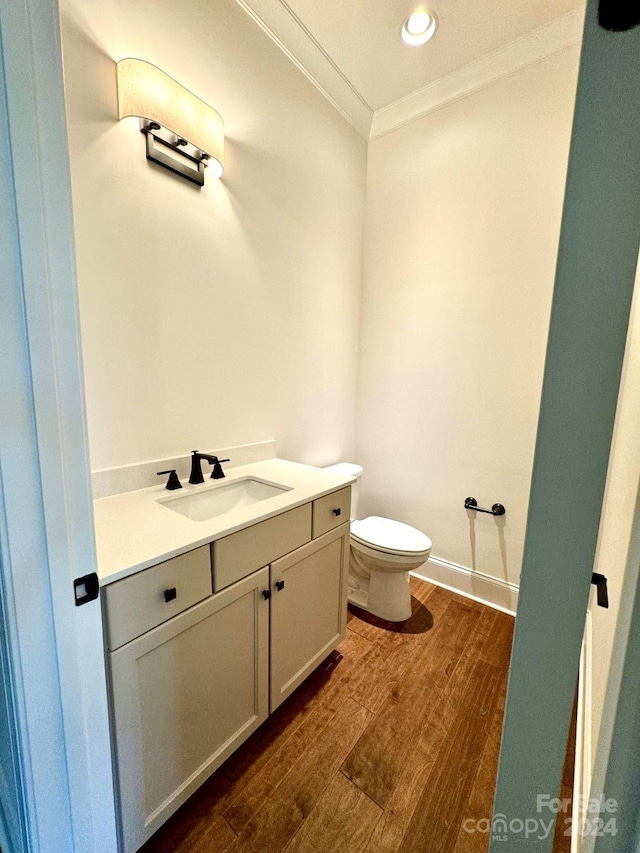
[117,58,224,176]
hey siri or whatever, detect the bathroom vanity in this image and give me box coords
[94,459,353,853]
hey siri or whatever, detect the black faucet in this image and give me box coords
[189,450,218,485]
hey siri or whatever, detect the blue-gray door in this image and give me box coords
[491,2,640,850]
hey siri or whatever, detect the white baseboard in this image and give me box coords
[411,554,519,615]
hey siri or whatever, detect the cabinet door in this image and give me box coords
[109,567,269,853]
[270,523,350,712]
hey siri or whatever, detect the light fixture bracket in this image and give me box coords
[140,119,209,186]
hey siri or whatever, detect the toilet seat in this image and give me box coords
[351,516,432,559]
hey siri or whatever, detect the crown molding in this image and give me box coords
[370,8,585,139]
[233,2,584,142]
[232,0,373,139]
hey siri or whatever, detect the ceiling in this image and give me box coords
[235,0,585,137]
[285,0,582,111]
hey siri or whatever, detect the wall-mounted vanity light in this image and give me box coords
[116,58,224,186]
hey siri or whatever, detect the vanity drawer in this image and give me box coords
[312,487,351,539]
[104,546,212,651]
[212,504,312,591]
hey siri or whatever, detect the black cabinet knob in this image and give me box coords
[332,508,341,517]
[164,587,177,603]
[275,580,285,591]
[262,589,271,600]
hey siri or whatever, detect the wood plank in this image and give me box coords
[364,620,509,853]
[343,583,470,714]
[450,683,507,853]
[473,606,500,637]
[410,581,454,615]
[224,698,342,832]
[345,610,409,650]
[412,580,495,616]
[397,599,482,685]
[410,576,437,599]
[344,590,476,720]
[182,815,237,853]
[141,807,230,853]
[432,624,504,731]
[397,659,503,853]
[284,772,382,853]
[227,698,372,852]
[346,634,406,714]
[341,601,481,808]
[363,718,447,853]
[341,680,445,810]
[478,611,514,668]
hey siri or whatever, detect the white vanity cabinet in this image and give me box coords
[270,524,350,711]
[109,566,270,853]
[103,486,351,853]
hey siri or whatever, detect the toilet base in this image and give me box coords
[348,574,412,622]
[348,549,414,622]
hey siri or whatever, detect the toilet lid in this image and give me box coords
[351,516,432,556]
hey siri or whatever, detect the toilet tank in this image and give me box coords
[322,463,363,521]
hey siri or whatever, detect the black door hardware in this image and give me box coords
[599,0,640,31]
[332,508,342,517]
[164,587,177,603]
[591,573,609,608]
[211,457,231,479]
[464,497,506,517]
[157,469,182,490]
[275,580,285,591]
[74,573,100,606]
[262,589,272,600]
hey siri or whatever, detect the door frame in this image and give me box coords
[491,2,640,850]
[0,0,118,850]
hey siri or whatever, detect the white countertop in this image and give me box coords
[94,458,355,585]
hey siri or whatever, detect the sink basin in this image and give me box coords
[158,477,291,522]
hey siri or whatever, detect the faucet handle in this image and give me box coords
[211,458,230,480]
[158,469,182,490]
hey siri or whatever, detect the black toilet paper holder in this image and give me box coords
[464,496,506,517]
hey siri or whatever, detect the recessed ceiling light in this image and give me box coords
[401,10,438,46]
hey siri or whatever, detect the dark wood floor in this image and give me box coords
[140,579,518,853]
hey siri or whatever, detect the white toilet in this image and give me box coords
[324,463,432,622]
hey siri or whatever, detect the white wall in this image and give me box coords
[60,0,582,598]
[60,0,367,472]
[357,48,580,593]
